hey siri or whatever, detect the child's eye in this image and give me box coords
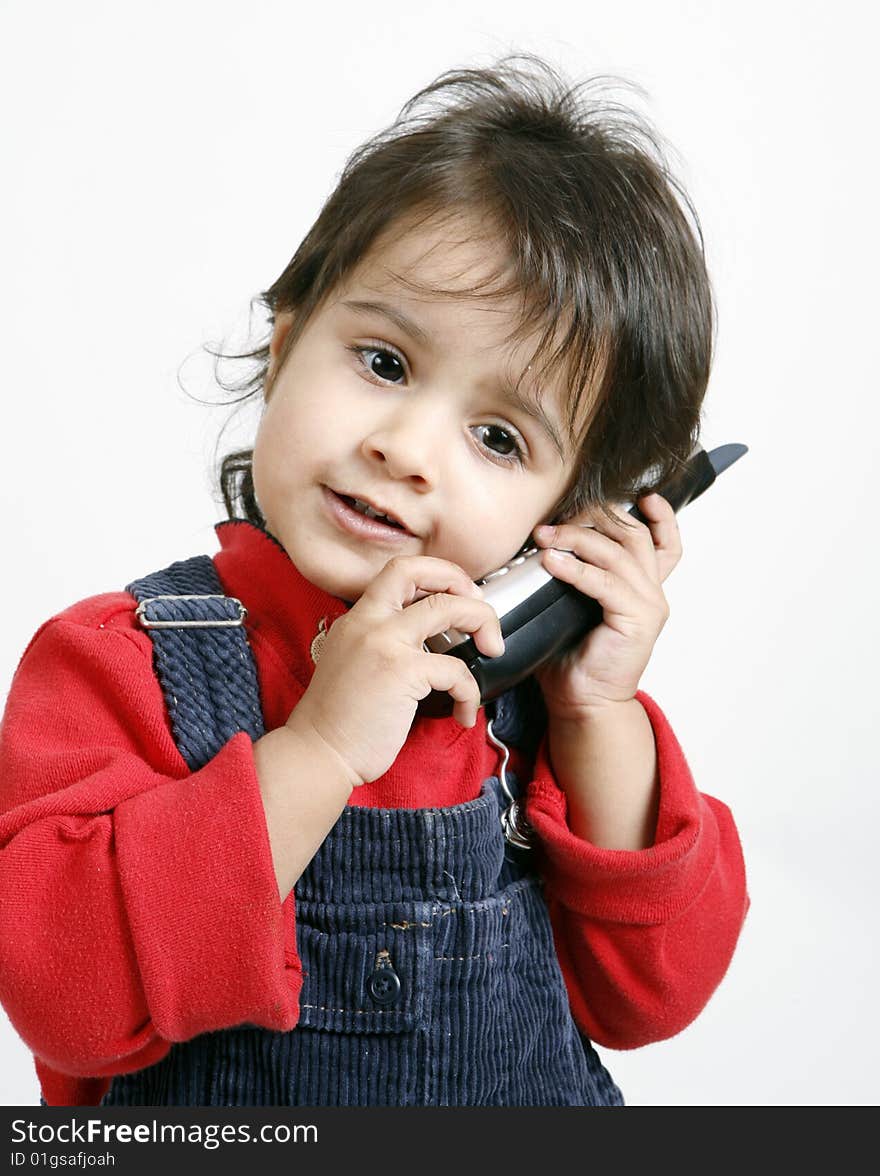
[345,341,522,463]
[475,421,522,460]
[349,343,407,384]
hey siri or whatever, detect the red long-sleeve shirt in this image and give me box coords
[0,519,748,1106]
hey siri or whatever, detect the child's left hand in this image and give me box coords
[531,493,681,720]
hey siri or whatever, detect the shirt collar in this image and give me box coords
[212,518,353,692]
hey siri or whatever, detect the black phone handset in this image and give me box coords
[418,443,747,717]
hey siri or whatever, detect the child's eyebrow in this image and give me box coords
[342,298,432,346]
[340,298,567,459]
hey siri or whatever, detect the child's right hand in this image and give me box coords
[285,555,505,788]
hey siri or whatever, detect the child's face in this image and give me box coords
[252,213,584,603]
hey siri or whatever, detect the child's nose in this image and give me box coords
[361,401,447,483]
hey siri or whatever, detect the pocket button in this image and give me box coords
[368,963,402,1006]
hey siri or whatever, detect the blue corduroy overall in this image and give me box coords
[100,554,624,1107]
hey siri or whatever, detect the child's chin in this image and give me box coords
[299,534,411,604]
[279,534,358,601]
[308,565,364,607]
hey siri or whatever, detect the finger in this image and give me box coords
[540,547,666,625]
[407,592,505,659]
[422,654,483,728]
[533,521,658,596]
[590,504,661,579]
[633,493,683,582]
[539,502,667,584]
[359,555,484,615]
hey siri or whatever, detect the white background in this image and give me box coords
[1,0,877,1107]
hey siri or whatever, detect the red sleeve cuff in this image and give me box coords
[524,690,719,924]
[115,731,301,1041]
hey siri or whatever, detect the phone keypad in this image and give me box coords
[478,545,539,585]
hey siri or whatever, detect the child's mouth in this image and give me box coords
[324,487,415,542]
[338,494,406,530]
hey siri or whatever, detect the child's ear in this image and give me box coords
[266,310,297,387]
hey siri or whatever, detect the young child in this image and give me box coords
[0,55,748,1107]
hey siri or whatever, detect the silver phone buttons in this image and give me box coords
[424,626,469,653]
[425,631,454,650]
[509,545,539,569]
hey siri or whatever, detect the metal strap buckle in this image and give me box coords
[486,715,535,850]
[501,799,536,850]
[134,594,248,629]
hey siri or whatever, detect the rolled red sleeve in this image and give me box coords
[525,690,749,1048]
[0,611,302,1096]
[115,732,300,1041]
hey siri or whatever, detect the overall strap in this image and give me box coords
[125,555,265,771]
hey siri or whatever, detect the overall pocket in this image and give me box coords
[294,899,434,1036]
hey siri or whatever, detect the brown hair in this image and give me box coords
[212,53,713,528]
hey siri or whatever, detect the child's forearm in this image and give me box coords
[252,720,356,901]
[545,698,660,850]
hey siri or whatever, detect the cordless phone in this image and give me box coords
[417,443,747,716]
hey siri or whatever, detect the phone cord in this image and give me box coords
[485,718,535,850]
